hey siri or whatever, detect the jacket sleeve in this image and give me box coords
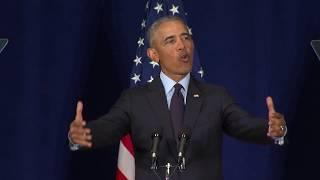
[220,89,272,144]
[86,89,132,148]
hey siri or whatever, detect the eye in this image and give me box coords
[165,38,175,44]
[183,34,192,40]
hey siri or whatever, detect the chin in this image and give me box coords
[178,69,192,75]
[183,66,192,74]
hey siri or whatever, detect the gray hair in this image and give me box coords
[147,16,188,47]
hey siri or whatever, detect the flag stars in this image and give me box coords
[131,73,141,84]
[198,67,204,78]
[147,76,154,83]
[133,56,142,66]
[141,19,146,29]
[169,4,179,15]
[187,26,192,35]
[154,3,163,14]
[137,37,144,47]
[149,61,159,68]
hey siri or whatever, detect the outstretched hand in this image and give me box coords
[68,101,92,148]
[266,96,286,138]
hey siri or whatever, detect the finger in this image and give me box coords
[69,126,86,135]
[70,123,86,136]
[73,139,92,148]
[269,120,284,128]
[70,127,91,137]
[270,112,283,119]
[75,101,84,122]
[269,125,282,132]
[70,131,92,142]
[268,125,276,136]
[268,130,285,138]
[85,142,92,148]
[268,122,285,132]
[268,118,281,126]
[70,133,87,142]
[266,96,276,114]
[269,115,285,127]
[71,119,84,128]
[85,128,91,134]
[268,129,280,137]
[86,135,92,141]
[268,125,285,137]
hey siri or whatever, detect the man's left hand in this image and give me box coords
[266,96,286,138]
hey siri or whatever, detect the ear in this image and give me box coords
[147,48,160,63]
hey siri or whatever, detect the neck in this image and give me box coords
[166,74,187,82]
[161,71,190,82]
[171,75,186,82]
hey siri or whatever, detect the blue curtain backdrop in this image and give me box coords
[1,0,320,180]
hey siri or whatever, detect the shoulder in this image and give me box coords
[124,76,163,94]
[121,81,155,97]
[193,79,229,96]
[192,79,236,107]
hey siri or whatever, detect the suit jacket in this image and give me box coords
[87,76,271,180]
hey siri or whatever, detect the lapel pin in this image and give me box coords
[193,94,200,98]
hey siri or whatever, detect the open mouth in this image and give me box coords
[179,53,189,62]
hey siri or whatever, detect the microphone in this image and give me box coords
[177,128,191,165]
[150,130,162,170]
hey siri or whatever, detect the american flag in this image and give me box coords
[116,0,203,179]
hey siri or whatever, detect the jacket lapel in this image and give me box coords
[183,77,203,132]
[183,77,203,162]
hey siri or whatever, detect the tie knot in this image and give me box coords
[174,83,183,92]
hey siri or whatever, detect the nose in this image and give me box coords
[176,38,186,51]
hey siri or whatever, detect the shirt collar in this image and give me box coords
[160,71,190,94]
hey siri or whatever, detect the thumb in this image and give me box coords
[266,96,276,114]
[75,101,84,122]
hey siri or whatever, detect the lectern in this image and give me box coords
[0,39,8,53]
[311,40,320,61]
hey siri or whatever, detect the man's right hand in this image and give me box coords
[68,101,92,148]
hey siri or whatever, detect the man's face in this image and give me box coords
[148,20,194,81]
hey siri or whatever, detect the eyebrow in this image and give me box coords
[163,32,190,42]
[180,32,190,37]
[164,35,175,42]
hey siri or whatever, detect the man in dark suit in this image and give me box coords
[68,16,286,180]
